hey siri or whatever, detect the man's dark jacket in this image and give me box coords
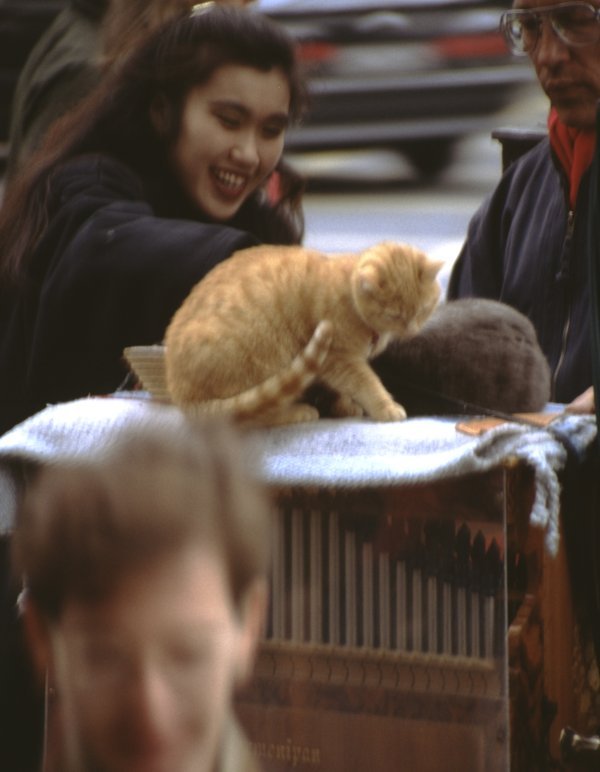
[448,136,592,404]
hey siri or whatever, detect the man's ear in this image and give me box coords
[235,578,268,686]
[21,593,52,686]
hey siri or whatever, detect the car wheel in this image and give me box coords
[403,139,456,179]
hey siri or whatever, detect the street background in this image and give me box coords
[290,83,548,292]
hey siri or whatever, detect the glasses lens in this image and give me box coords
[501,4,600,54]
[501,11,540,54]
[553,3,600,46]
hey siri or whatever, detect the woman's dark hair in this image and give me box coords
[100,0,197,68]
[0,5,307,285]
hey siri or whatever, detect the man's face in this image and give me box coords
[47,546,258,772]
[514,0,600,128]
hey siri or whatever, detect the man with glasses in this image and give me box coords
[448,0,600,411]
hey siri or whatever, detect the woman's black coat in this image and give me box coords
[0,153,259,433]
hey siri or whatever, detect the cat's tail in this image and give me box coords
[195,319,333,420]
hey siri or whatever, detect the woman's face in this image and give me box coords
[168,63,291,221]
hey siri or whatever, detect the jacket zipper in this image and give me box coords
[552,209,575,398]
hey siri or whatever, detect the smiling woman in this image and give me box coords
[0,5,306,437]
[0,11,304,767]
[166,63,291,221]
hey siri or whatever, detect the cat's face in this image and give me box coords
[165,63,290,221]
[354,242,443,336]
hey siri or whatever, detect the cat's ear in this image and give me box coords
[419,256,445,282]
[357,262,383,295]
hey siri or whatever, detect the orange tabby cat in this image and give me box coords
[164,241,443,425]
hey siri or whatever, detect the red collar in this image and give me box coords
[548,107,596,209]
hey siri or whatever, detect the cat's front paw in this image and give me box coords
[331,394,365,418]
[374,402,407,421]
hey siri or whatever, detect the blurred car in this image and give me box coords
[0,0,535,179]
[256,0,535,176]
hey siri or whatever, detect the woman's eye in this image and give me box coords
[216,113,240,129]
[262,124,285,140]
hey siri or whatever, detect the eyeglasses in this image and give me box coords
[500,2,600,55]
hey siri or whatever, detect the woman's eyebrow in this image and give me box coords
[209,99,247,113]
[209,99,290,126]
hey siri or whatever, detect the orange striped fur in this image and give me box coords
[165,242,442,426]
[179,320,332,424]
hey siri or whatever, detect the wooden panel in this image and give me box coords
[238,705,494,772]
[238,469,519,772]
[237,462,583,770]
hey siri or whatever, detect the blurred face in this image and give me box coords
[513,0,600,128]
[168,63,290,220]
[45,546,259,772]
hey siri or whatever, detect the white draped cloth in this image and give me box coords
[0,396,596,556]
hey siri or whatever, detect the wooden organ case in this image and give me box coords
[236,455,551,772]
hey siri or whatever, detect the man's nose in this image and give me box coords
[124,665,176,746]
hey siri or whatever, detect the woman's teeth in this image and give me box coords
[214,169,246,193]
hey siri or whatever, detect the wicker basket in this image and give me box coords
[123,345,171,402]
